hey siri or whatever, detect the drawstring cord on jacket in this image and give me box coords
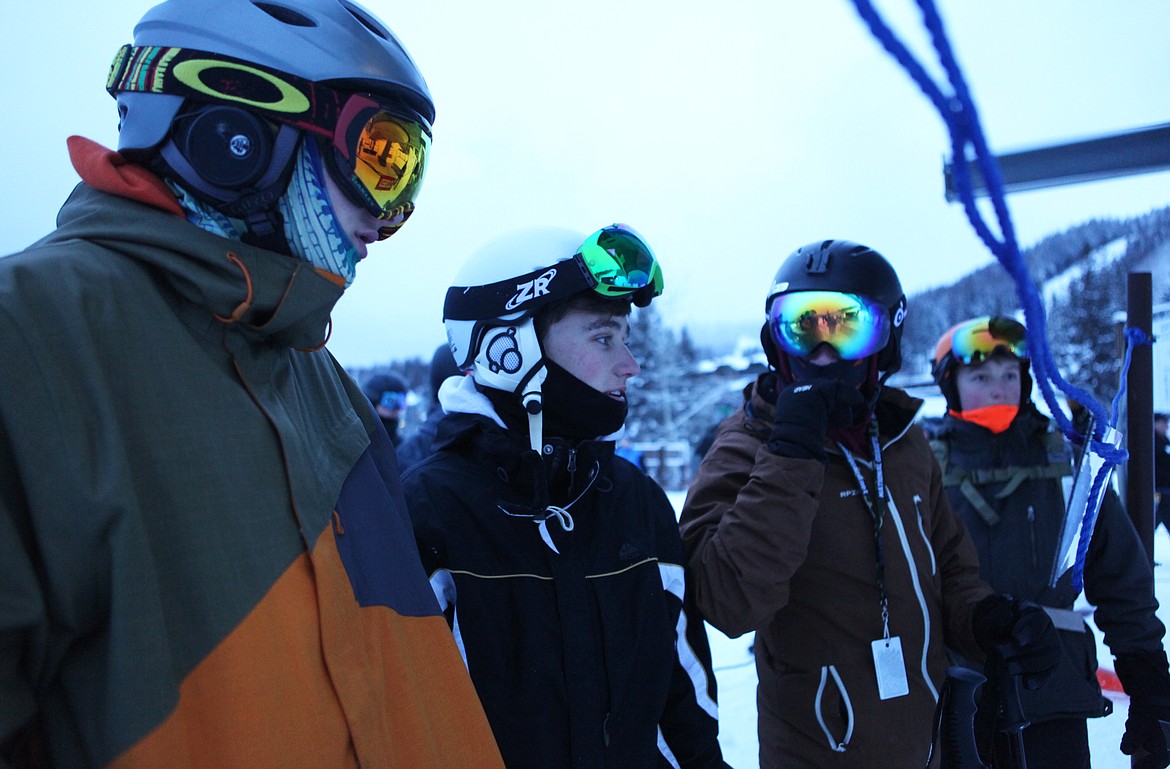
[213,252,254,323]
[496,458,600,554]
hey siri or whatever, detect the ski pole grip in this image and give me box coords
[935,666,991,769]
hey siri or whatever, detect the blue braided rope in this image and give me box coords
[849,0,1135,588]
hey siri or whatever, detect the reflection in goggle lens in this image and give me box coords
[379,391,406,411]
[950,316,1028,365]
[769,291,890,360]
[577,224,664,304]
[332,95,430,240]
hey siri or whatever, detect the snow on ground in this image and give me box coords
[667,490,1169,769]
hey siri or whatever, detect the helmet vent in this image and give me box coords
[252,2,317,27]
[343,3,392,40]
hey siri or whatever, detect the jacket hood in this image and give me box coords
[40,183,344,350]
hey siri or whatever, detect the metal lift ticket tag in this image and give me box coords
[872,636,910,700]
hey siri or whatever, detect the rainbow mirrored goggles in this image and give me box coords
[107,45,430,239]
[443,224,663,321]
[948,316,1028,365]
[768,290,890,360]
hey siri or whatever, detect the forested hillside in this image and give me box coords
[897,205,1170,401]
[353,205,1170,453]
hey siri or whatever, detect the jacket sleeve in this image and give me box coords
[0,419,49,765]
[1084,488,1167,656]
[401,465,458,629]
[678,411,825,638]
[922,437,993,661]
[653,561,733,769]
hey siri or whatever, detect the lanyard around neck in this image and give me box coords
[837,425,892,638]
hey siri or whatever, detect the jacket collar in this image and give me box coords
[433,379,615,508]
[45,181,343,350]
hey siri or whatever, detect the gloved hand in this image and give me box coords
[1116,650,1170,769]
[767,379,865,461]
[972,594,1061,690]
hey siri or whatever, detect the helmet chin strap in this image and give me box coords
[521,365,548,452]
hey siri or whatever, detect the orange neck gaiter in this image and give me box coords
[950,404,1019,434]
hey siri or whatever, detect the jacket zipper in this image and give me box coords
[1026,505,1038,571]
[814,665,853,752]
[567,448,577,489]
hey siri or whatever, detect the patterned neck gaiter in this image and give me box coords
[167,180,241,240]
[277,137,361,287]
[167,137,360,287]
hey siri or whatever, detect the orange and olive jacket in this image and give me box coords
[0,139,503,769]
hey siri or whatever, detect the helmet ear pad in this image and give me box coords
[465,317,548,402]
[170,105,273,189]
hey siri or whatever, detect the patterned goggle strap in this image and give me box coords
[107,45,431,138]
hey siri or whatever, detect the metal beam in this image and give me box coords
[944,122,1170,200]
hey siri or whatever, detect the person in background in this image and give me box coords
[396,343,462,470]
[928,316,1170,769]
[402,225,731,768]
[679,240,1060,769]
[1156,413,1170,537]
[0,1,503,767]
[614,437,647,471]
[363,371,409,446]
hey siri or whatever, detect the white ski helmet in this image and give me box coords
[443,224,662,421]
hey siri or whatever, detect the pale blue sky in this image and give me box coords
[2,0,1168,366]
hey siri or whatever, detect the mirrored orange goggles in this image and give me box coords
[106,45,432,239]
[330,95,430,239]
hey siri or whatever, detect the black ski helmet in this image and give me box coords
[362,372,408,410]
[762,239,908,374]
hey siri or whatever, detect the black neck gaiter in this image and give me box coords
[483,359,628,441]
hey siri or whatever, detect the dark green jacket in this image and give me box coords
[0,180,501,769]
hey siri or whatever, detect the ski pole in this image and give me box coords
[998,674,1029,769]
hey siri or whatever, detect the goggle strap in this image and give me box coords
[107,44,430,136]
[443,258,595,321]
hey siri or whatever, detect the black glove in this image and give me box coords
[767,379,865,461]
[972,594,1061,690]
[1117,651,1170,769]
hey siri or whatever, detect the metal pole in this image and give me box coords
[943,122,1170,200]
[1127,272,1155,566]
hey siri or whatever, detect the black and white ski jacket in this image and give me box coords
[401,376,729,769]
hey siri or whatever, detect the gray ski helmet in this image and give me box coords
[763,239,908,374]
[112,0,434,154]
